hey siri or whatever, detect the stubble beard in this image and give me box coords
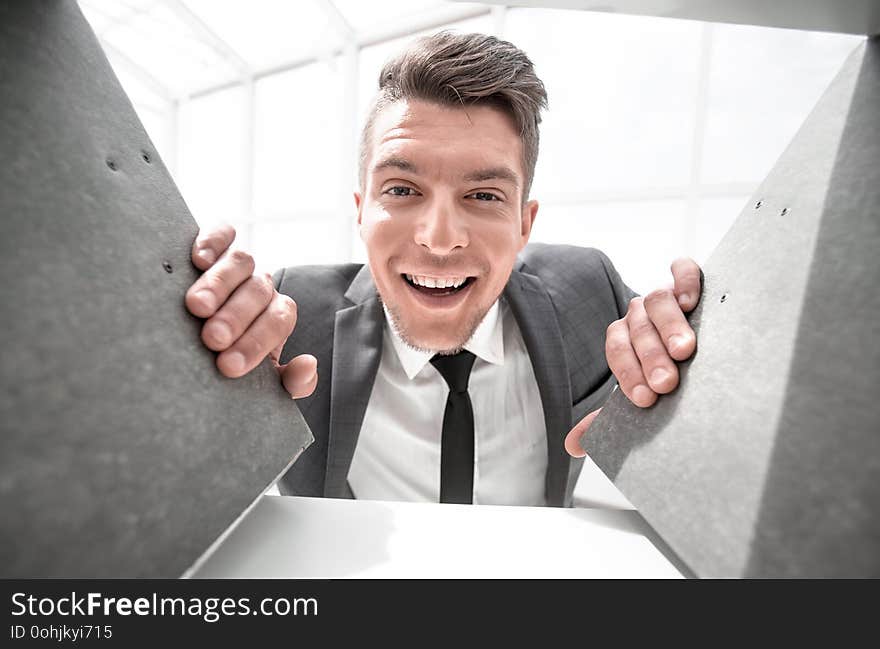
[380,295,491,356]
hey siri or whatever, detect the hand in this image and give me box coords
[185,224,318,399]
[565,257,702,457]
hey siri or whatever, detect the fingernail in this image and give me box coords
[195,289,215,312]
[632,385,654,406]
[209,321,232,347]
[650,368,671,387]
[196,248,216,265]
[678,294,691,308]
[668,334,686,354]
[224,351,245,375]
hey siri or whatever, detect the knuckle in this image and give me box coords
[271,296,296,328]
[644,288,673,306]
[605,336,630,358]
[228,249,254,270]
[639,345,669,364]
[628,317,655,339]
[202,318,234,350]
[606,318,624,337]
[616,366,639,388]
[236,331,267,362]
[281,294,297,318]
[202,235,223,251]
[626,297,643,314]
[252,274,275,302]
[202,228,233,251]
[198,272,225,295]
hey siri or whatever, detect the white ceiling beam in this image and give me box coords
[476,0,880,36]
[100,39,178,104]
[157,0,252,78]
[80,0,159,36]
[185,3,493,100]
[315,0,356,40]
[356,3,492,47]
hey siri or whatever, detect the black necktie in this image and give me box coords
[430,350,477,504]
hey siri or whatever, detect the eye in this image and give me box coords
[467,191,501,202]
[384,186,420,197]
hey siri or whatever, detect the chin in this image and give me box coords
[410,334,466,355]
[386,304,484,354]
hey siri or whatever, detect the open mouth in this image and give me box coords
[402,273,476,297]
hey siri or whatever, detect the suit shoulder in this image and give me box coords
[519,243,616,285]
[271,263,363,366]
[518,242,635,323]
[517,247,635,406]
[273,263,362,289]
[272,263,362,311]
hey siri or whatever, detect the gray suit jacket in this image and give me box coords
[272,243,636,507]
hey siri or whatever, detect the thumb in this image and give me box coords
[278,354,318,399]
[564,408,602,458]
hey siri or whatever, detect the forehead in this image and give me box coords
[367,99,523,181]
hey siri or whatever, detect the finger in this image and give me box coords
[185,248,255,319]
[642,288,697,362]
[626,297,679,394]
[216,292,297,378]
[280,354,318,399]
[201,273,275,352]
[191,224,236,271]
[670,257,702,312]
[606,317,657,408]
[564,408,602,458]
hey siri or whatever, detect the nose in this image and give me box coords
[413,194,469,255]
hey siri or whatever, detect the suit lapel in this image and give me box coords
[504,268,574,507]
[324,266,384,498]
[323,263,575,505]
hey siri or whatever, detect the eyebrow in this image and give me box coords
[462,166,520,187]
[372,156,419,174]
[372,157,520,187]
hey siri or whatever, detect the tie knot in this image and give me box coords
[430,350,476,393]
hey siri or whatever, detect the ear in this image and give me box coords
[519,199,539,249]
[354,191,362,225]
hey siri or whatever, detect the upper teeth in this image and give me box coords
[406,274,466,289]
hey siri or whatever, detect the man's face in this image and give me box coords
[356,99,538,354]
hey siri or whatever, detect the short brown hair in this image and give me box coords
[359,31,548,200]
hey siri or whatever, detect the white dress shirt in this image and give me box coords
[348,298,549,506]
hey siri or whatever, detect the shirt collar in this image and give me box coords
[384,300,505,380]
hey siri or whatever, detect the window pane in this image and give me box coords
[335,1,468,34]
[505,9,703,198]
[702,25,861,184]
[692,196,751,265]
[177,87,247,226]
[530,200,688,294]
[251,218,348,274]
[254,60,346,216]
[100,4,236,96]
[182,0,341,71]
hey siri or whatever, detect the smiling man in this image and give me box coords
[185,32,701,507]
[362,100,531,356]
